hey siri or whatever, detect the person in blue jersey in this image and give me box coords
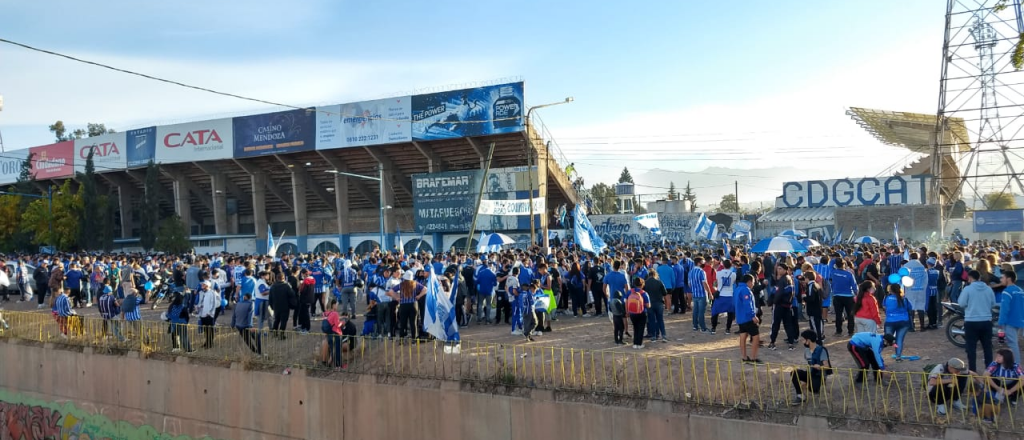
[848,332,896,383]
[735,274,762,364]
[688,256,711,333]
[830,259,858,337]
[925,258,942,329]
[999,270,1024,366]
[711,260,737,335]
[522,280,540,342]
[790,329,833,405]
[507,267,523,335]
[604,259,631,338]
[65,262,85,308]
[979,349,1022,417]
[475,262,497,325]
[98,286,124,342]
[882,283,913,361]
[768,263,797,350]
[51,287,76,338]
[231,291,262,355]
[121,287,142,340]
[338,263,360,317]
[309,261,327,317]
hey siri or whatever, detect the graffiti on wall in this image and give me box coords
[589,213,705,243]
[0,391,225,440]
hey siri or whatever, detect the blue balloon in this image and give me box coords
[144,281,153,291]
[888,274,902,285]
[898,268,910,277]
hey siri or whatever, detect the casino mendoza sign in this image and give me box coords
[779,175,931,208]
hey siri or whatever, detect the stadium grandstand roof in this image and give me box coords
[846,107,970,154]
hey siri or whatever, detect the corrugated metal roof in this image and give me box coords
[758,207,835,222]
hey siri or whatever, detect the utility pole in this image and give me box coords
[734,181,739,212]
[466,142,496,253]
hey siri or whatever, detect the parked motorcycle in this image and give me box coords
[150,274,173,310]
[942,302,1000,348]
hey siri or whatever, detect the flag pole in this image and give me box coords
[464,142,496,254]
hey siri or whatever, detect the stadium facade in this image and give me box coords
[0,82,582,255]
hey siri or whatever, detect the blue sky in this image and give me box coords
[0,0,947,200]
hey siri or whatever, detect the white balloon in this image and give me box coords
[901,276,914,287]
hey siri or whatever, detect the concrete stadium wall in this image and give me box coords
[0,340,982,440]
[835,204,941,241]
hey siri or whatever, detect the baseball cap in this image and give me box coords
[883,334,897,347]
[947,358,966,370]
[926,258,936,266]
[402,271,415,281]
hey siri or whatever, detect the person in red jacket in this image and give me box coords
[854,281,882,333]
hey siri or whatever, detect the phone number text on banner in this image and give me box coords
[477,198,546,216]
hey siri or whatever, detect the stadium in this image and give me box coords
[0,82,582,255]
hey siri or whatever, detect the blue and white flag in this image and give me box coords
[423,267,460,342]
[723,238,731,259]
[267,225,275,256]
[846,228,857,244]
[706,222,718,241]
[693,213,716,240]
[574,205,607,253]
[832,227,844,245]
[893,219,900,243]
[634,213,661,235]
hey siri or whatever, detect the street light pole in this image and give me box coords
[524,97,573,249]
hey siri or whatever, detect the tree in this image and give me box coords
[1,153,36,251]
[618,167,634,184]
[154,215,192,254]
[48,121,115,142]
[667,182,679,201]
[983,192,1018,210]
[21,180,81,250]
[589,182,617,215]
[682,181,698,212]
[140,161,163,251]
[720,193,739,212]
[78,150,102,250]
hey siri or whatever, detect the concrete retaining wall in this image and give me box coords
[0,340,983,440]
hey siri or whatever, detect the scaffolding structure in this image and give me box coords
[932,0,1024,215]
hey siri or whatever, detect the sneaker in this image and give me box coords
[693,327,699,332]
[86,302,93,308]
[767,344,777,350]
[637,344,644,349]
[936,404,947,415]
[511,330,523,336]
[535,331,543,336]
[660,337,668,343]
[171,348,180,353]
[632,345,638,349]
[710,330,717,335]
[527,336,535,342]
[834,331,843,337]
[725,330,732,335]
[788,344,795,351]
[700,329,710,334]
[789,395,804,406]
[36,304,45,309]
[952,400,966,411]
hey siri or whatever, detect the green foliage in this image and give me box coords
[667,181,678,201]
[589,182,617,215]
[154,215,192,254]
[140,161,162,251]
[48,120,115,142]
[1013,33,1024,70]
[720,193,739,212]
[682,181,697,212]
[618,167,634,184]
[21,181,81,250]
[982,191,1018,210]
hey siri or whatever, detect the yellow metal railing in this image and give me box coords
[0,310,1018,432]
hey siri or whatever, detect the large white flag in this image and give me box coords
[634,213,661,235]
[574,205,607,253]
[423,267,460,342]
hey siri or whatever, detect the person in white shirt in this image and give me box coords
[711,260,738,335]
[197,280,220,349]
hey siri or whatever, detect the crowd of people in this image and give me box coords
[0,235,1022,418]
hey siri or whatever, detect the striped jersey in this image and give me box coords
[54,294,73,317]
[688,267,708,298]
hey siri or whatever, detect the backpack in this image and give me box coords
[321,318,333,334]
[625,289,645,315]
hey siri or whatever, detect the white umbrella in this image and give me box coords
[852,236,880,245]
[779,229,807,238]
[800,238,822,248]
[751,237,809,253]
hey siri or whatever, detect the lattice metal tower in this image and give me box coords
[932,0,1024,214]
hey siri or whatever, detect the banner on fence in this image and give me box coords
[477,197,545,216]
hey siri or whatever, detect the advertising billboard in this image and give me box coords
[74,132,127,174]
[316,97,412,150]
[412,166,539,233]
[0,149,28,186]
[233,108,316,158]
[125,126,157,168]
[974,209,1024,233]
[411,82,524,141]
[778,175,931,208]
[29,141,75,180]
[155,118,233,164]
